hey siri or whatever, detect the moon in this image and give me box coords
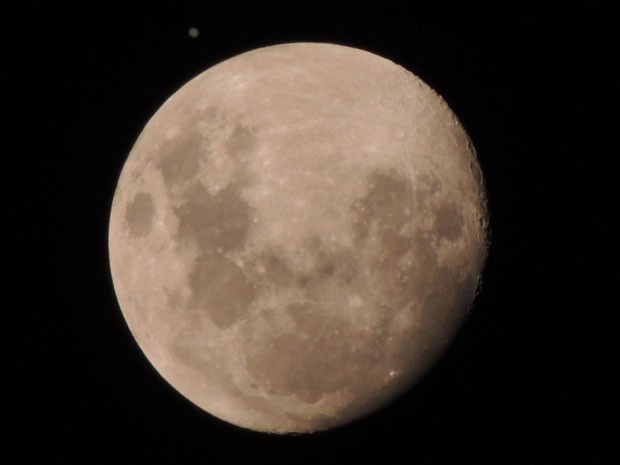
[109,43,488,433]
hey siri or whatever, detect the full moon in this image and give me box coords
[109,43,488,433]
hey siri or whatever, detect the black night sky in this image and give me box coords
[21,10,604,464]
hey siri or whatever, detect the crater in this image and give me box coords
[171,325,215,373]
[188,254,256,328]
[349,169,427,308]
[174,182,252,254]
[158,122,207,187]
[247,239,359,294]
[303,236,358,286]
[224,125,256,160]
[350,169,414,243]
[433,201,464,241]
[165,289,183,309]
[347,167,470,325]
[125,192,155,237]
[423,266,477,328]
[247,248,296,288]
[243,302,387,404]
[414,172,442,206]
[470,159,484,188]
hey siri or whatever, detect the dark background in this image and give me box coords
[21,10,602,464]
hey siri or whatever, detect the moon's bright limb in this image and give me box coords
[109,43,488,433]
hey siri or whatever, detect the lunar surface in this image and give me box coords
[109,43,488,433]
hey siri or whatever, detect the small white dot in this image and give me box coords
[188,27,200,38]
[348,294,363,307]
